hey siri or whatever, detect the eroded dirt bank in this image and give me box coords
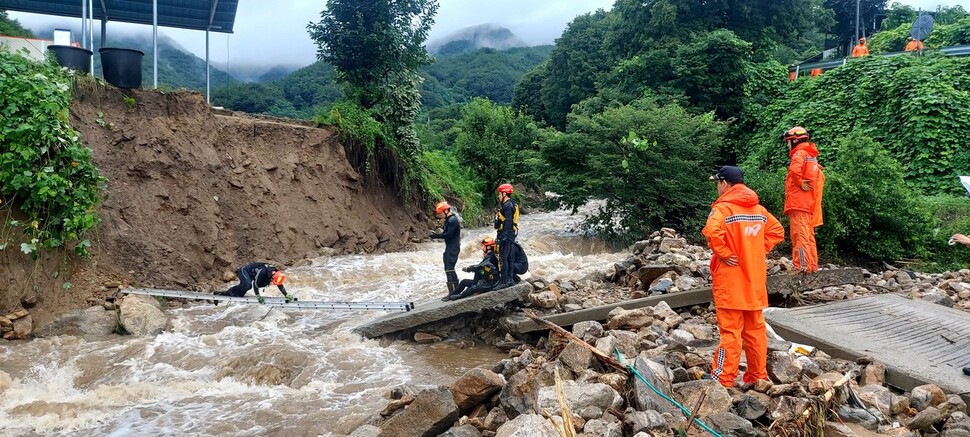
[1,83,425,326]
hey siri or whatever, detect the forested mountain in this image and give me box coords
[427,24,529,56]
[211,44,553,119]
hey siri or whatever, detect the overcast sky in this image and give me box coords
[9,0,970,68]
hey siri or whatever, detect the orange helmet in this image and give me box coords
[497,183,514,195]
[271,271,286,286]
[481,237,496,250]
[783,126,810,143]
[434,201,451,214]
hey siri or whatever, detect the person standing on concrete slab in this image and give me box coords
[703,166,785,388]
[493,183,520,290]
[430,200,462,296]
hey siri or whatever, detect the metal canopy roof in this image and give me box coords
[0,0,239,33]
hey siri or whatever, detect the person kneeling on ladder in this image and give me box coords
[443,237,501,301]
[215,262,294,304]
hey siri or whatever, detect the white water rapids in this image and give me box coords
[0,207,627,436]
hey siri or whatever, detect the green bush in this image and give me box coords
[743,55,970,195]
[454,98,547,193]
[0,49,106,256]
[418,150,486,223]
[921,195,970,271]
[538,97,728,243]
[816,133,932,262]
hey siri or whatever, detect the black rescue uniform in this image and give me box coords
[495,198,520,287]
[445,252,500,301]
[431,213,462,293]
[218,263,289,300]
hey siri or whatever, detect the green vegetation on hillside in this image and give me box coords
[0,50,106,256]
[0,10,33,38]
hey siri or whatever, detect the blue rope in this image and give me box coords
[615,347,723,437]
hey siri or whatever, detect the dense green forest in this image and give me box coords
[0,10,32,38]
[211,45,552,119]
[411,0,970,269]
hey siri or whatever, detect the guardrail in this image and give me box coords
[788,44,970,75]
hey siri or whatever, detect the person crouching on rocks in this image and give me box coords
[430,200,462,296]
[215,262,294,304]
[443,237,500,301]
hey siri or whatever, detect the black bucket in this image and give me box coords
[99,48,144,89]
[47,45,93,74]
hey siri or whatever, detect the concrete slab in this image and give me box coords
[765,294,970,402]
[503,268,863,333]
[353,284,532,338]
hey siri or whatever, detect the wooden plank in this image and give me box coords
[503,268,863,334]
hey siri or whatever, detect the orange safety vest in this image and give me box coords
[784,143,824,216]
[702,184,785,311]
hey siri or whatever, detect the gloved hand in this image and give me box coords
[285,295,298,303]
[256,295,265,304]
[462,266,474,272]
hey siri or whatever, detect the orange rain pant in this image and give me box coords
[711,308,768,387]
[789,210,819,272]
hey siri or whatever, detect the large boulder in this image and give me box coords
[495,414,559,437]
[35,306,118,337]
[605,307,654,330]
[705,412,758,436]
[631,356,680,416]
[768,351,803,384]
[536,381,622,420]
[558,341,593,374]
[500,369,542,419]
[378,387,459,437]
[119,294,167,335]
[450,368,505,412]
[671,380,733,417]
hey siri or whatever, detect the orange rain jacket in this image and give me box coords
[784,142,825,219]
[852,43,870,57]
[904,40,924,52]
[703,184,785,311]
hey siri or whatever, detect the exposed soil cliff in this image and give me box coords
[1,83,426,327]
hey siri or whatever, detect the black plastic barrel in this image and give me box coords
[47,45,93,74]
[99,48,145,89]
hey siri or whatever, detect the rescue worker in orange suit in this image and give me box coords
[442,237,500,301]
[216,262,293,304]
[430,200,462,295]
[703,166,785,388]
[852,37,870,57]
[783,126,826,273]
[494,183,520,290]
[904,38,925,52]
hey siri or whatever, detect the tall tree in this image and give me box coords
[308,0,438,109]
[824,0,888,49]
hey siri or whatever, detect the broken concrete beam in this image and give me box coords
[764,293,970,404]
[354,284,532,338]
[503,268,863,334]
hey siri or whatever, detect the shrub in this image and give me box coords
[0,49,106,256]
[539,97,728,243]
[418,150,486,223]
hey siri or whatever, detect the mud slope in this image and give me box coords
[64,84,422,291]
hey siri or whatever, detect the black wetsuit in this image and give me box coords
[496,198,519,286]
[220,263,288,298]
[447,252,500,300]
[431,213,461,292]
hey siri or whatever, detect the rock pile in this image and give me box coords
[0,309,32,340]
[358,301,969,436]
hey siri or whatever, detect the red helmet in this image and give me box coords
[272,271,286,286]
[783,126,810,143]
[497,183,514,195]
[481,237,496,250]
[435,201,451,214]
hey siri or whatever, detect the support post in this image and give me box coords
[153,0,158,89]
[206,28,210,104]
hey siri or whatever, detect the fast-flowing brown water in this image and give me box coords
[0,206,625,436]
